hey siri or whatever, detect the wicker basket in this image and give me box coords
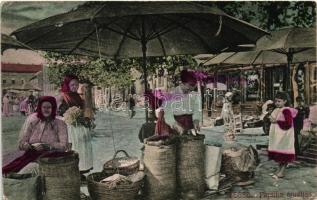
[103,150,139,175]
[87,172,143,200]
[39,151,80,200]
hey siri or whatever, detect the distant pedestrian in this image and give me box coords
[2,94,10,117]
[13,97,20,113]
[19,97,28,116]
[128,94,136,118]
[294,96,310,156]
[27,92,36,113]
[268,92,297,179]
[205,88,213,117]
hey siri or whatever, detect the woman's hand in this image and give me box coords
[269,116,277,123]
[32,143,50,151]
[32,143,45,151]
[23,143,32,151]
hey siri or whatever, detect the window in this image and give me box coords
[21,79,24,84]
[2,79,6,84]
[11,79,15,84]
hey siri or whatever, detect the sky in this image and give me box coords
[1,1,84,64]
[1,1,84,33]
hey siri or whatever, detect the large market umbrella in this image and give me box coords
[200,27,316,66]
[201,47,316,66]
[1,33,33,54]
[11,2,268,121]
[199,27,316,102]
[255,27,316,91]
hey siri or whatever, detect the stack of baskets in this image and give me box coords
[87,150,144,200]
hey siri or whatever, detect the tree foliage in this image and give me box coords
[45,52,133,88]
[214,1,316,31]
[45,52,198,88]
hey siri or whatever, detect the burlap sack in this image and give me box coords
[176,135,206,198]
[143,144,177,200]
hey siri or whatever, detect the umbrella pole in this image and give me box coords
[142,40,149,123]
[287,53,294,104]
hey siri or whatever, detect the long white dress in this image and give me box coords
[68,125,93,171]
[56,93,94,172]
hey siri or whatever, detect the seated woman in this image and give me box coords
[2,96,69,175]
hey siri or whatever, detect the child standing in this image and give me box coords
[268,92,297,179]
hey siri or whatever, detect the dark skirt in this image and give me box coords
[174,114,194,130]
[268,151,295,163]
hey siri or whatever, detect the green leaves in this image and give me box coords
[45,53,134,88]
[215,1,316,31]
[45,52,199,89]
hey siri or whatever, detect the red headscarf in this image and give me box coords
[36,96,57,120]
[180,69,197,86]
[60,75,83,108]
[61,75,79,93]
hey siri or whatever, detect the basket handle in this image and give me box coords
[112,150,130,160]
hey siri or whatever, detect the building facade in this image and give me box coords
[2,63,42,96]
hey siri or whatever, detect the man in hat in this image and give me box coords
[162,69,202,136]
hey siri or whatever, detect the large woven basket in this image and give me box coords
[39,151,80,200]
[87,172,143,200]
[176,134,206,199]
[103,150,139,175]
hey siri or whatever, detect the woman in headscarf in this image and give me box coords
[57,75,93,176]
[2,96,69,175]
[58,75,84,115]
